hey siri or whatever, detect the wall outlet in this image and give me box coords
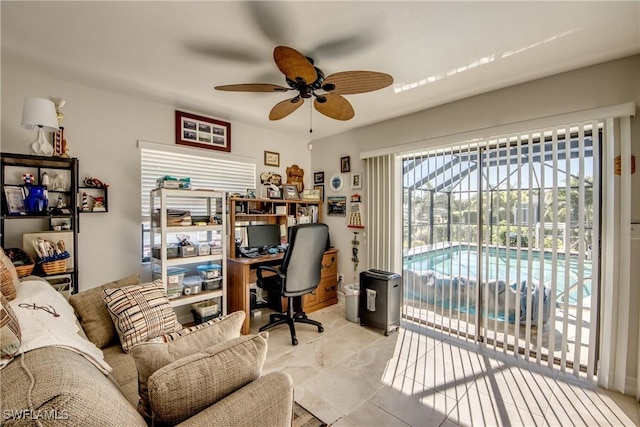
[338,273,344,283]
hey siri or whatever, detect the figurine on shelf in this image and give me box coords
[82,192,90,211]
[91,196,106,212]
[286,164,304,193]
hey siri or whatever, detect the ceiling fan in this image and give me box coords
[215,46,393,122]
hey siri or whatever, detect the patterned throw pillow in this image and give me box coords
[69,273,140,348]
[129,311,245,421]
[0,295,21,359]
[0,248,19,301]
[102,280,181,353]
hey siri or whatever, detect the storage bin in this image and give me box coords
[191,310,221,325]
[202,277,222,290]
[192,300,219,317]
[196,242,210,256]
[197,263,222,279]
[152,246,178,259]
[178,246,196,257]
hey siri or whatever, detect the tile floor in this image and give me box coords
[252,299,640,427]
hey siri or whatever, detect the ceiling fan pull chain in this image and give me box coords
[309,101,313,133]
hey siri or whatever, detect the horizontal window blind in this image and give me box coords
[140,142,255,217]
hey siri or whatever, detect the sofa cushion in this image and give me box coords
[69,273,140,348]
[102,280,181,353]
[129,310,244,421]
[0,346,146,426]
[0,247,19,301]
[102,344,139,407]
[148,332,268,426]
[0,294,21,359]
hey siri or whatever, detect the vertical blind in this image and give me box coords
[140,141,255,217]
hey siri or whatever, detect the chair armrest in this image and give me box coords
[256,265,284,281]
[176,372,294,427]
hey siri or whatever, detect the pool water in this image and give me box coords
[403,245,592,304]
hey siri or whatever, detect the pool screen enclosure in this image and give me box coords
[402,123,599,376]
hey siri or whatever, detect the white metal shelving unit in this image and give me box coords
[150,188,227,313]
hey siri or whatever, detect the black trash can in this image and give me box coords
[359,269,402,336]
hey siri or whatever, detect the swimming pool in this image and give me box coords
[403,244,592,305]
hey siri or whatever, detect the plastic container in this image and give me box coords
[344,283,360,323]
[197,263,222,279]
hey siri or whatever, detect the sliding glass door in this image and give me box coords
[402,123,599,375]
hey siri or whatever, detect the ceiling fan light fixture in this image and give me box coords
[322,83,336,91]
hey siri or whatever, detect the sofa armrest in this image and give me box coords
[177,371,294,427]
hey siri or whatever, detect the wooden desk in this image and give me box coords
[227,249,338,335]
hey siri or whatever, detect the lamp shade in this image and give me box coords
[21,98,59,132]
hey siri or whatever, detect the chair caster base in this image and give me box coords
[292,338,298,346]
[318,326,324,333]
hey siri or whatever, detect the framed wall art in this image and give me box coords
[340,156,351,173]
[329,174,343,192]
[351,172,362,189]
[264,151,280,167]
[327,196,347,216]
[314,171,324,184]
[314,185,324,202]
[175,110,231,152]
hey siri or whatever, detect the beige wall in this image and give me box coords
[1,58,311,291]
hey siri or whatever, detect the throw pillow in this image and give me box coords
[129,310,245,421]
[0,248,19,301]
[0,294,21,359]
[102,280,181,353]
[148,332,268,426]
[69,273,140,348]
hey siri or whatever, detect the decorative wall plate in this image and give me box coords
[329,174,343,192]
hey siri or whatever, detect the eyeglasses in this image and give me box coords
[18,302,60,317]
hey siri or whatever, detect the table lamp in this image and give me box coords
[21,97,59,156]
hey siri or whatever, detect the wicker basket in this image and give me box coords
[41,259,68,275]
[5,248,35,278]
[15,262,35,278]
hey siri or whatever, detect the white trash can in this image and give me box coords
[344,283,360,323]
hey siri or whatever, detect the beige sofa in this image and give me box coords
[0,275,294,426]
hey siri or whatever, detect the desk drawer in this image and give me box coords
[321,252,337,278]
[315,276,337,303]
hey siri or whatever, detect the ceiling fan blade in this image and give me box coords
[273,46,317,85]
[322,71,393,95]
[269,97,304,120]
[314,94,354,121]
[215,84,290,93]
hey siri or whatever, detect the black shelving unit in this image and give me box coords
[1,152,79,294]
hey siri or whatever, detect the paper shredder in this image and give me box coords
[359,269,402,335]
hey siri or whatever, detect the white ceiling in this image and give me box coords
[2,1,639,140]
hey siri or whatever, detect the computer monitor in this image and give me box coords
[246,224,280,250]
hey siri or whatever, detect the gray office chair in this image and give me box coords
[256,223,329,345]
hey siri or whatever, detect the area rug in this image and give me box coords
[293,402,327,427]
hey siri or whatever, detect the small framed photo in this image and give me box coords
[314,171,324,184]
[268,186,282,199]
[264,151,280,167]
[3,186,26,215]
[351,172,362,189]
[314,185,324,202]
[329,174,343,192]
[176,111,231,152]
[246,189,256,199]
[340,156,351,173]
[283,184,300,200]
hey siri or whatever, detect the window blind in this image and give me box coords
[140,141,255,217]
